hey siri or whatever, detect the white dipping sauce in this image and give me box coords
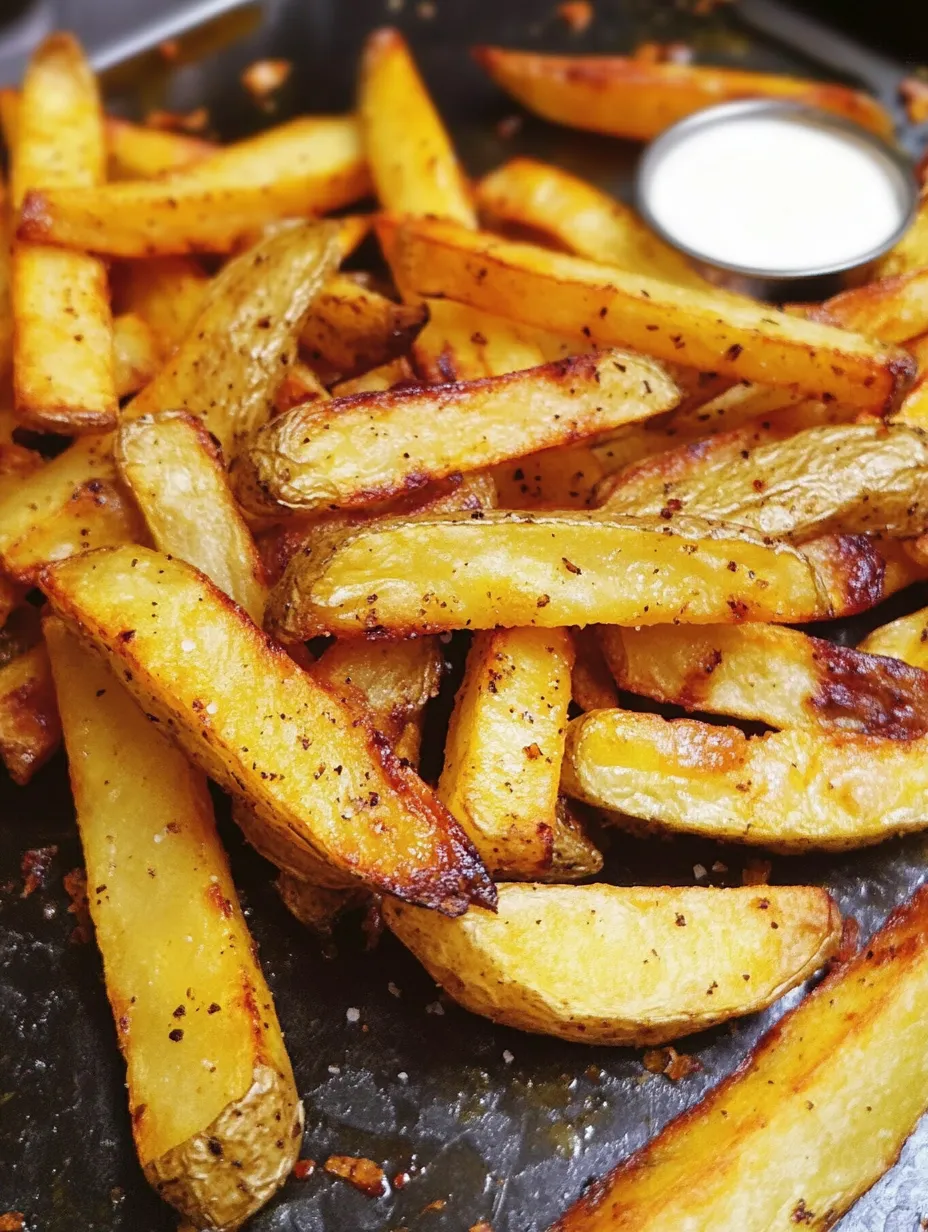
[644,113,906,274]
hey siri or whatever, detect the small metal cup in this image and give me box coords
[636,99,919,303]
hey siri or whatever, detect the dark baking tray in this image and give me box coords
[2,2,928,1229]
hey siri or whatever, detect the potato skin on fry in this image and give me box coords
[0,640,61,784]
[384,883,841,1045]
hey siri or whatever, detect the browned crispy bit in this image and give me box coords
[323,1155,388,1198]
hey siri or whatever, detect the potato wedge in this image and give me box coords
[105,116,215,179]
[494,443,605,510]
[383,215,913,409]
[126,221,341,459]
[600,622,928,736]
[563,707,928,851]
[550,885,928,1232]
[893,331,928,429]
[411,299,549,383]
[12,34,116,434]
[116,412,268,625]
[40,546,495,915]
[332,356,414,397]
[116,255,210,358]
[384,883,841,1045]
[19,117,369,257]
[472,47,893,141]
[438,627,601,880]
[802,267,928,345]
[359,27,476,226]
[266,510,830,642]
[600,422,928,542]
[274,360,330,414]
[299,274,428,384]
[802,532,928,618]
[859,602,928,667]
[112,312,159,398]
[45,618,301,1229]
[570,627,619,713]
[238,349,678,515]
[875,188,928,278]
[275,873,368,934]
[476,158,708,289]
[0,640,61,784]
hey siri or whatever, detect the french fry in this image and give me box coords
[40,546,496,915]
[275,874,368,933]
[331,355,414,397]
[570,627,620,713]
[494,443,605,510]
[550,885,928,1231]
[476,158,709,289]
[299,274,428,384]
[472,47,894,141]
[12,34,117,434]
[105,116,215,179]
[439,626,601,880]
[0,640,61,784]
[116,256,210,358]
[112,312,159,398]
[238,349,678,515]
[266,510,831,642]
[0,194,12,379]
[599,422,928,542]
[274,359,330,414]
[383,215,913,409]
[19,117,370,257]
[562,707,928,851]
[116,412,269,625]
[359,27,476,226]
[859,602,928,667]
[875,188,928,278]
[45,618,301,1229]
[802,533,928,619]
[800,268,928,345]
[412,299,549,382]
[600,622,928,735]
[893,332,928,429]
[384,883,841,1046]
[125,221,341,459]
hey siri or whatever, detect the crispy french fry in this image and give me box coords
[116,412,269,624]
[801,268,928,344]
[893,331,928,428]
[494,443,605,510]
[266,510,831,642]
[112,312,159,398]
[274,359,330,414]
[12,35,117,434]
[570,627,620,712]
[299,274,428,384]
[0,640,61,784]
[238,349,678,515]
[359,27,475,226]
[105,116,215,178]
[599,422,928,542]
[802,533,928,619]
[600,622,928,735]
[550,885,928,1231]
[331,355,414,396]
[563,707,928,851]
[412,299,549,382]
[45,618,301,1228]
[859,602,928,667]
[438,626,601,880]
[126,221,341,459]
[19,117,370,257]
[384,883,840,1046]
[383,216,913,410]
[875,188,928,278]
[116,256,210,358]
[473,47,894,141]
[477,158,709,289]
[40,546,495,915]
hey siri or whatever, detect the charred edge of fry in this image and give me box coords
[807,640,928,739]
[0,649,62,784]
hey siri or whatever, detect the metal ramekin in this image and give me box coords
[636,98,919,303]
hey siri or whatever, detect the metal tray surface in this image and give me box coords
[1,2,928,1229]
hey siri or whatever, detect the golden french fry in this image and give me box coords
[45,618,301,1229]
[494,443,605,510]
[800,268,928,344]
[126,221,341,459]
[550,885,928,1232]
[570,627,620,712]
[115,255,210,358]
[384,883,841,1046]
[802,533,928,619]
[0,193,12,379]
[473,46,894,141]
[112,312,159,398]
[331,355,414,396]
[0,639,61,784]
[382,215,913,410]
[19,117,370,257]
[12,34,117,434]
[875,188,928,278]
[40,546,496,915]
[893,331,928,428]
[600,622,928,735]
[359,27,475,226]
[105,116,215,178]
[859,602,928,667]
[563,707,928,851]
[266,510,831,642]
[238,348,678,515]
[274,359,330,414]
[116,412,269,624]
[412,299,549,382]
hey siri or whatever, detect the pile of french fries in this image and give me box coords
[4,23,928,1231]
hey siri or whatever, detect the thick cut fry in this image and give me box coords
[802,268,928,344]
[600,623,928,736]
[0,641,61,784]
[600,422,928,542]
[473,47,894,141]
[126,221,341,459]
[274,359,330,414]
[112,312,159,398]
[893,331,928,428]
[385,883,840,1046]
[551,885,928,1232]
[40,547,495,915]
[275,874,368,934]
[105,116,215,178]
[359,28,476,226]
[859,602,928,668]
[383,216,913,410]
[439,627,601,880]
[803,533,928,619]
[0,196,11,379]
[266,510,830,642]
[477,158,708,289]
[563,707,928,851]
[12,35,116,434]
[239,349,678,515]
[45,620,301,1229]
[116,412,268,624]
[494,443,605,511]
[332,356,414,397]
[875,189,928,278]
[116,256,210,358]
[299,274,428,384]
[570,627,620,712]
[412,299,549,383]
[20,117,370,257]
